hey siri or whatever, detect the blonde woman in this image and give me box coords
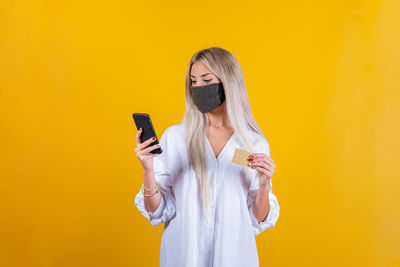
[134,47,280,267]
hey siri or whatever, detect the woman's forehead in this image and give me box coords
[191,63,215,77]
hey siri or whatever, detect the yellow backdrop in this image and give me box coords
[1,0,399,266]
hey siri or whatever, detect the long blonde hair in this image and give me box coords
[182,47,265,218]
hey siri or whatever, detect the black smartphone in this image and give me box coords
[132,113,162,154]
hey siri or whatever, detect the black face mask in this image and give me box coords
[190,82,225,113]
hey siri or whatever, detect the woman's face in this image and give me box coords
[190,61,221,87]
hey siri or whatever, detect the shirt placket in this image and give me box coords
[210,156,225,267]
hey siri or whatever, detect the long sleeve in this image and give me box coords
[134,128,177,226]
[246,137,280,236]
[247,178,280,236]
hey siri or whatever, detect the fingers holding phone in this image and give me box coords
[135,128,162,172]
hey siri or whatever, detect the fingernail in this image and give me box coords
[152,137,156,140]
[249,155,254,158]
[248,158,253,162]
[157,144,161,147]
[248,162,253,166]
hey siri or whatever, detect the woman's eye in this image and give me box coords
[191,78,212,85]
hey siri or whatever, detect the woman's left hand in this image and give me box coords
[248,153,276,184]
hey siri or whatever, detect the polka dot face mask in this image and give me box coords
[190,82,225,113]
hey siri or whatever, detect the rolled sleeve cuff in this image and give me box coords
[249,198,280,236]
[135,184,167,225]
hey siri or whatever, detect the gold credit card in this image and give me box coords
[232,148,254,168]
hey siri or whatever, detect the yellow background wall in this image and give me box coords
[1,0,399,266]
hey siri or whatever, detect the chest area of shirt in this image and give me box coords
[205,129,235,159]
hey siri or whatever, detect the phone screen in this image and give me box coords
[132,113,162,154]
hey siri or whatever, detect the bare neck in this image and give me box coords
[207,102,232,129]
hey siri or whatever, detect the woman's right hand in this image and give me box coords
[135,128,162,172]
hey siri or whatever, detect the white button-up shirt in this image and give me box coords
[134,123,280,267]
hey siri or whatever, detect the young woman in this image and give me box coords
[134,47,280,267]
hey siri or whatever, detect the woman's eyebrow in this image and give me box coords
[190,73,212,78]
